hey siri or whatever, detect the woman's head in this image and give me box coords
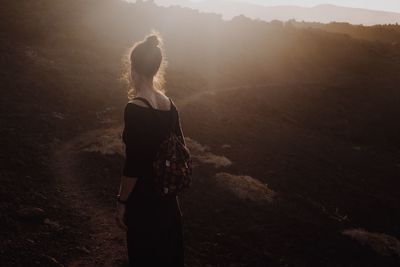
[131,34,162,78]
[123,31,167,98]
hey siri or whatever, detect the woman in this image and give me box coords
[115,32,185,267]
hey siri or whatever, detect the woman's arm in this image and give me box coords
[117,175,138,202]
[115,175,137,230]
[115,103,144,230]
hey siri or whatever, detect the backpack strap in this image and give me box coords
[168,98,177,133]
[132,96,177,133]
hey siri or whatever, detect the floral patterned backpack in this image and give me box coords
[132,96,192,197]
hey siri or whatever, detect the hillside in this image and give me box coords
[291,21,400,44]
[154,0,400,25]
[180,82,400,266]
[1,0,400,266]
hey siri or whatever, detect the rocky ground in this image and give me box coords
[3,87,398,266]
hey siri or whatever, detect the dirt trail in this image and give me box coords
[51,129,128,266]
[177,84,269,107]
[50,85,262,266]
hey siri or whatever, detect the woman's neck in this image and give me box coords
[134,78,158,95]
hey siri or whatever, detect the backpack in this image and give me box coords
[132,96,192,197]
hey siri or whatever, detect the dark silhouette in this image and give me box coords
[116,32,185,267]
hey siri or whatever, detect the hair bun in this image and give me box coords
[145,35,159,47]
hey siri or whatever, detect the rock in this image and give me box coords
[44,218,64,231]
[214,172,276,202]
[17,207,46,224]
[343,228,400,257]
[52,112,65,120]
[33,192,48,200]
[40,255,64,267]
[75,246,91,254]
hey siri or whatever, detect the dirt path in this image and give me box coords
[177,84,270,107]
[51,129,128,266]
[50,84,263,266]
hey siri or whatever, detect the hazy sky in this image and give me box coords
[192,0,400,13]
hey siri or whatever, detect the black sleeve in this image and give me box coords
[122,104,145,178]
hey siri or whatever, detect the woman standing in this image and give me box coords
[115,32,185,267]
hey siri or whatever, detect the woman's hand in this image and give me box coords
[116,175,137,231]
[115,203,128,231]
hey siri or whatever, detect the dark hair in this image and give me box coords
[130,34,162,78]
[123,31,167,99]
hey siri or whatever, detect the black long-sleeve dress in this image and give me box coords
[122,97,185,267]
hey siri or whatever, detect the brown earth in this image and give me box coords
[39,85,400,266]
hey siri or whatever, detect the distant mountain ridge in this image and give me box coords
[153,0,400,25]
